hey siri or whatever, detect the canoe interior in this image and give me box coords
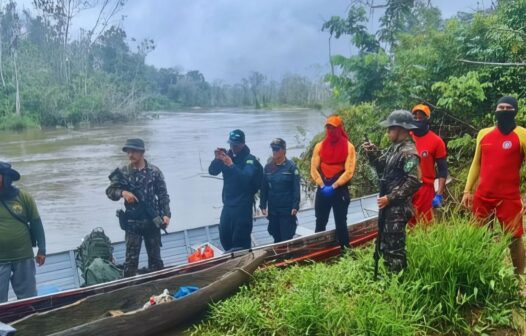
[0,194,378,323]
[12,251,268,336]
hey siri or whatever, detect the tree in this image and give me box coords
[247,71,265,109]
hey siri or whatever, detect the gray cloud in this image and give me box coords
[20,0,482,82]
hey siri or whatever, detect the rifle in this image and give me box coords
[109,168,168,234]
[363,133,387,279]
[373,179,387,280]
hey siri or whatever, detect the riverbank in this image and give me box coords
[189,214,526,335]
[0,104,328,132]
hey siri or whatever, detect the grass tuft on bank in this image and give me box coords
[0,114,39,131]
[190,215,525,335]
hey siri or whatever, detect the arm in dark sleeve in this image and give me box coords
[106,168,124,201]
[223,159,257,189]
[387,154,421,203]
[23,192,46,256]
[366,149,385,176]
[436,158,448,179]
[155,170,171,217]
[30,218,46,256]
[208,159,224,176]
[259,171,268,209]
[292,165,301,210]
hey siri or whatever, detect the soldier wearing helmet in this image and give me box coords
[362,110,421,273]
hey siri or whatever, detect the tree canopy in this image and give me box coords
[0,1,330,130]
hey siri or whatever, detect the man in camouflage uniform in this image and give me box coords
[362,110,421,272]
[106,139,171,277]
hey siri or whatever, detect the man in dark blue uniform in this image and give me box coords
[259,138,301,243]
[209,129,263,251]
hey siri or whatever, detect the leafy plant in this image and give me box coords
[190,216,524,335]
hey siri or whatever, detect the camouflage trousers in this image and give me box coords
[380,205,410,273]
[123,221,163,277]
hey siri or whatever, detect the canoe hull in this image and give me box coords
[1,207,378,324]
[12,250,269,336]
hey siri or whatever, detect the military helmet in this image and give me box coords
[379,110,418,130]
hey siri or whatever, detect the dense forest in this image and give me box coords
[0,0,330,130]
[297,0,526,200]
[192,2,526,334]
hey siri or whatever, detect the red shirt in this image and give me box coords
[473,127,525,199]
[411,130,447,185]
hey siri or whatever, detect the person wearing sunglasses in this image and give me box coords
[259,138,300,243]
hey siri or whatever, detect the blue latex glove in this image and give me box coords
[320,185,335,198]
[432,194,443,208]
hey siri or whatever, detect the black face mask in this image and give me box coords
[412,119,430,137]
[495,110,516,135]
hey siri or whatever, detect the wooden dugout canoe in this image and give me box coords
[11,250,269,336]
[0,194,378,323]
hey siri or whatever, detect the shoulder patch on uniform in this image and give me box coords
[246,159,254,164]
[294,169,299,175]
[403,157,418,173]
[11,202,23,215]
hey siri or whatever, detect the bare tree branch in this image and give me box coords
[410,95,479,132]
[492,26,526,38]
[458,59,526,66]
[88,0,126,47]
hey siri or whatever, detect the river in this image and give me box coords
[0,108,325,253]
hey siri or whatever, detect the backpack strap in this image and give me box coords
[0,199,28,226]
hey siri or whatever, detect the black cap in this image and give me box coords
[0,161,20,181]
[496,96,518,112]
[122,138,145,152]
[270,138,286,150]
[228,129,245,145]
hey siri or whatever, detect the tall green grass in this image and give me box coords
[191,216,525,335]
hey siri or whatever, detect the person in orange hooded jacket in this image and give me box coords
[310,115,356,249]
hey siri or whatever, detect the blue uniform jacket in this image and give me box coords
[259,159,301,214]
[208,145,260,207]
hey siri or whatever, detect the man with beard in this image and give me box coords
[106,139,171,277]
[462,96,525,275]
[310,115,356,249]
[209,129,263,251]
[0,162,46,302]
[409,104,448,226]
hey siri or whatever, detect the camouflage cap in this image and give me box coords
[379,110,418,130]
[122,138,145,152]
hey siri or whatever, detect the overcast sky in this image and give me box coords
[20,0,486,82]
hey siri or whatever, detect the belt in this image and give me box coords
[127,219,151,223]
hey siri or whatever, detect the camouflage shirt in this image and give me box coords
[368,139,421,205]
[106,160,171,220]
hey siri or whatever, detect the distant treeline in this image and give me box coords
[0,0,330,130]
